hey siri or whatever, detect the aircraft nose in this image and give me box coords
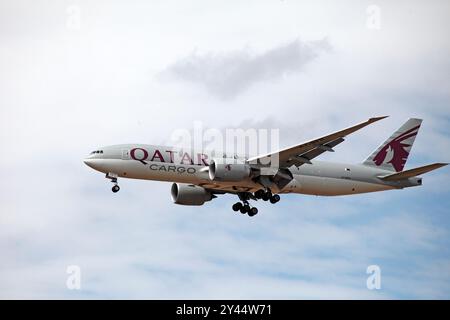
[83,158,94,168]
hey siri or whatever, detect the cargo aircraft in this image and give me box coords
[84,117,447,217]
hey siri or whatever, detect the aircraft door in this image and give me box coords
[122,149,130,160]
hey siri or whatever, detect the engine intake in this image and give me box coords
[209,158,251,182]
[171,183,213,206]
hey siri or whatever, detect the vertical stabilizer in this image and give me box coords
[362,118,422,172]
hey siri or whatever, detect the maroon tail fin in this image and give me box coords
[362,118,422,172]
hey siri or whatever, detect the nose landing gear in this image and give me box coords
[106,172,120,193]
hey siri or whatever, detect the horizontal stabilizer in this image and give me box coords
[379,163,448,181]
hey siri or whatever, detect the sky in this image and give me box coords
[1,0,450,299]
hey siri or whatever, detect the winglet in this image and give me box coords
[369,116,389,123]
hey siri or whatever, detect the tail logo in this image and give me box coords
[373,125,420,172]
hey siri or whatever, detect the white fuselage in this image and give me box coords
[84,144,420,196]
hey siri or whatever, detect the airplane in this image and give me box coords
[83,117,447,217]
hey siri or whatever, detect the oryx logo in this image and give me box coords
[373,125,420,172]
[225,164,232,171]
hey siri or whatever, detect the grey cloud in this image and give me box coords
[161,38,331,99]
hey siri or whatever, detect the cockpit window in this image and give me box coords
[90,150,104,155]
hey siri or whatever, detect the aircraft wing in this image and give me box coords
[247,116,388,169]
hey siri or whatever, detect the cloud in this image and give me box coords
[2,160,449,299]
[160,38,331,99]
[1,0,450,300]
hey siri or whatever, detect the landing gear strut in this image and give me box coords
[106,172,120,193]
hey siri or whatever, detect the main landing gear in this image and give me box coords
[254,189,280,204]
[232,189,280,217]
[106,172,120,193]
[232,201,258,217]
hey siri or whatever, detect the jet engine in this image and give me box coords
[209,158,251,182]
[170,183,214,206]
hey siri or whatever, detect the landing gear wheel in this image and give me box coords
[248,207,258,217]
[270,194,280,204]
[232,202,243,212]
[262,194,269,201]
[112,185,120,193]
[254,190,264,199]
[240,204,250,214]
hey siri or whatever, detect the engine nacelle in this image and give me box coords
[209,158,251,182]
[171,183,213,206]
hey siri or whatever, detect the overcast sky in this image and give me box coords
[1,0,450,299]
